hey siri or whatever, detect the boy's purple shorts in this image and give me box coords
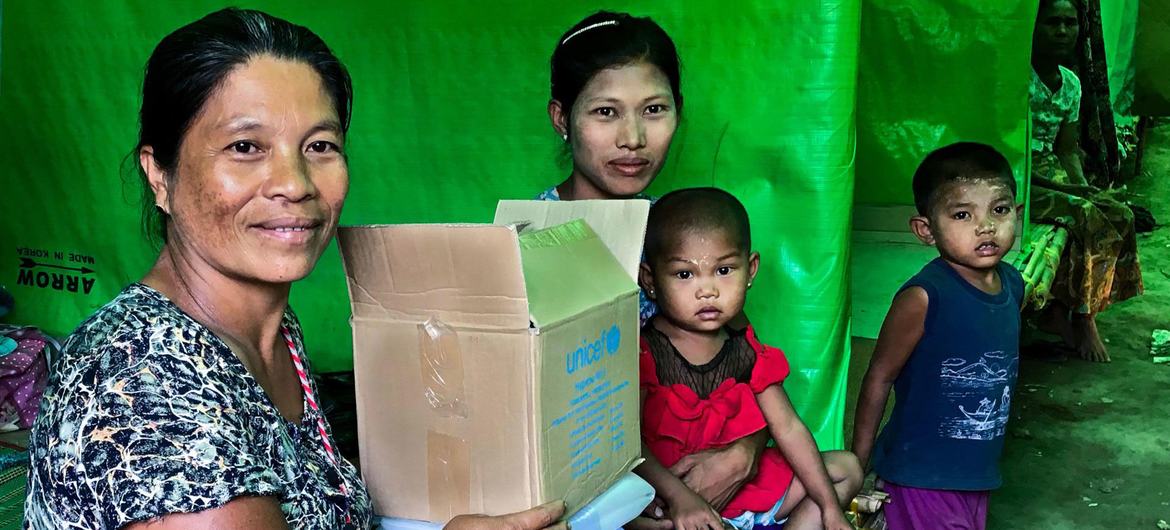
[882,481,989,530]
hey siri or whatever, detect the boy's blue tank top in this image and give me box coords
[872,257,1024,491]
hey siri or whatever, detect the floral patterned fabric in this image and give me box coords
[1030,65,1082,182]
[25,283,371,529]
[1030,67,1143,314]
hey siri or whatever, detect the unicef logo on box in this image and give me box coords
[566,324,622,375]
[604,325,621,354]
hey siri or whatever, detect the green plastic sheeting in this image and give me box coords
[1134,0,1170,115]
[1101,0,1139,121]
[850,1,1037,340]
[0,1,859,447]
[855,0,1037,208]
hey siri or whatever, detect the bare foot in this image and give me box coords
[1072,314,1110,362]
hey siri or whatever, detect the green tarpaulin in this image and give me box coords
[1101,0,1139,121]
[1134,0,1170,115]
[855,0,1037,208]
[850,0,1037,339]
[0,1,860,448]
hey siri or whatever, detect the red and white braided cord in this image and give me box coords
[281,327,352,523]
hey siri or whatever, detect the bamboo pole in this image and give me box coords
[1026,227,1069,308]
[1011,222,1070,309]
[1032,262,1057,308]
[1022,229,1055,282]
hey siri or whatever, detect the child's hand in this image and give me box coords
[822,509,854,530]
[643,496,667,519]
[668,490,724,530]
[623,497,674,530]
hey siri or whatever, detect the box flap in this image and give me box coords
[337,224,530,329]
[494,199,650,282]
[518,220,636,328]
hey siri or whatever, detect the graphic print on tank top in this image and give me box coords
[938,350,1018,441]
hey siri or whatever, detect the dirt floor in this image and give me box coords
[844,124,1170,529]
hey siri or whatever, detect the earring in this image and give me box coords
[648,288,655,296]
[562,133,569,142]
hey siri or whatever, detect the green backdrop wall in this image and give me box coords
[852,0,1146,209]
[0,1,860,447]
[854,0,1038,208]
[1101,0,1139,120]
[1134,0,1170,115]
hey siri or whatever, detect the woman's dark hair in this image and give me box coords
[134,8,353,244]
[550,11,682,124]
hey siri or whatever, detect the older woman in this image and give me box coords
[25,9,562,530]
[1029,0,1142,362]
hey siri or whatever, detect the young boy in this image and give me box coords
[851,142,1025,530]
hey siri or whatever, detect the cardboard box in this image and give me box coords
[338,200,649,522]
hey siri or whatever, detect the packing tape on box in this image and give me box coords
[427,430,472,521]
[418,318,467,418]
[420,318,472,520]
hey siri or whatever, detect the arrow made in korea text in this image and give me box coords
[18,257,94,275]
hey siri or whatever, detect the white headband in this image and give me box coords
[561,20,618,45]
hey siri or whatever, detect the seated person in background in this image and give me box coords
[1028,0,1142,362]
[635,188,861,530]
